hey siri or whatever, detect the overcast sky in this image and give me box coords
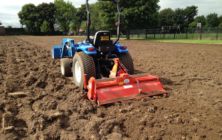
[0,0,221,27]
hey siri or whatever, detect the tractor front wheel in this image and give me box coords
[72,52,96,90]
[119,52,134,74]
[61,58,72,77]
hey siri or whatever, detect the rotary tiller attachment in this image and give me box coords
[85,58,167,105]
[87,73,167,105]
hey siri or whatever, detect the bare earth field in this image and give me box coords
[0,36,222,140]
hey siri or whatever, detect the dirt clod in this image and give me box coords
[148,106,157,113]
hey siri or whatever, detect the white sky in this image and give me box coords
[0,0,221,27]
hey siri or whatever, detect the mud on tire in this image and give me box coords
[72,52,96,89]
[119,52,134,74]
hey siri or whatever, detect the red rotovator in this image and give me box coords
[85,58,167,105]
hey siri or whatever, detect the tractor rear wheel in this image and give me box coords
[72,52,96,90]
[119,52,134,74]
[61,58,72,77]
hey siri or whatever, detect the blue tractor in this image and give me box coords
[52,0,167,105]
[52,0,134,90]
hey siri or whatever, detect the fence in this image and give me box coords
[2,27,222,40]
[126,28,222,40]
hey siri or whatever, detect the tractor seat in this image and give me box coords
[93,31,115,53]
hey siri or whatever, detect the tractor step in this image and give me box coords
[87,74,167,105]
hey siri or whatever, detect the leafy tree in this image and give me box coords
[85,0,115,31]
[0,21,2,25]
[120,0,160,30]
[206,13,220,28]
[18,3,56,33]
[219,22,222,28]
[174,6,198,30]
[96,0,160,30]
[218,16,222,28]
[173,8,185,27]
[76,4,87,34]
[37,3,56,32]
[189,15,206,28]
[183,6,198,27]
[40,20,50,33]
[18,4,39,33]
[54,0,77,33]
[80,21,87,32]
[219,16,222,23]
[69,21,79,34]
[90,4,100,31]
[195,16,206,27]
[76,1,117,32]
[159,8,174,26]
[189,21,197,28]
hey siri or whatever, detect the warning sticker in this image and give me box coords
[123,85,133,89]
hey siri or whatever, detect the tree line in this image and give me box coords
[160,8,222,29]
[18,0,222,34]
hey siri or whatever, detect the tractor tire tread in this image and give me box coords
[78,52,96,80]
[73,52,96,89]
[119,52,134,74]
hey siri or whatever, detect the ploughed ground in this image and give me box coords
[0,36,222,140]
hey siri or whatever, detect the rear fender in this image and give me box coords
[115,42,128,54]
[76,42,97,55]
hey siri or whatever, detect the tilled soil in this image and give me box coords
[0,36,222,140]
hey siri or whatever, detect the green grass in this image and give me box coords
[152,39,222,45]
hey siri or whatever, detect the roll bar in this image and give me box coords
[86,0,91,42]
[85,0,121,44]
